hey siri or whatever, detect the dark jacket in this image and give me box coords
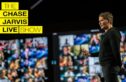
[99,27,122,67]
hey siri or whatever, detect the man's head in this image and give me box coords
[98,12,113,30]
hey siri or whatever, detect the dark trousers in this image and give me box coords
[101,64,119,82]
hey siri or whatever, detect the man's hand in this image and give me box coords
[114,66,121,72]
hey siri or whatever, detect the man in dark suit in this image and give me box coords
[98,12,122,82]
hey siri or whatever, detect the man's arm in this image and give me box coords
[109,30,122,67]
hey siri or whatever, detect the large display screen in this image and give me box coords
[0,37,48,82]
[57,29,126,82]
[58,32,103,82]
[119,31,126,82]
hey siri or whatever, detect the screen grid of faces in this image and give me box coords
[0,37,48,82]
[59,33,102,82]
[120,31,126,82]
[59,31,126,82]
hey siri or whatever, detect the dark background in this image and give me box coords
[1,0,126,33]
[27,0,126,33]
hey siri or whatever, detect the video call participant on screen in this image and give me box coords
[98,12,122,82]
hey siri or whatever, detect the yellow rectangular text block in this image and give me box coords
[19,26,43,34]
[0,10,28,17]
[0,26,19,34]
[1,2,19,10]
[0,18,28,25]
